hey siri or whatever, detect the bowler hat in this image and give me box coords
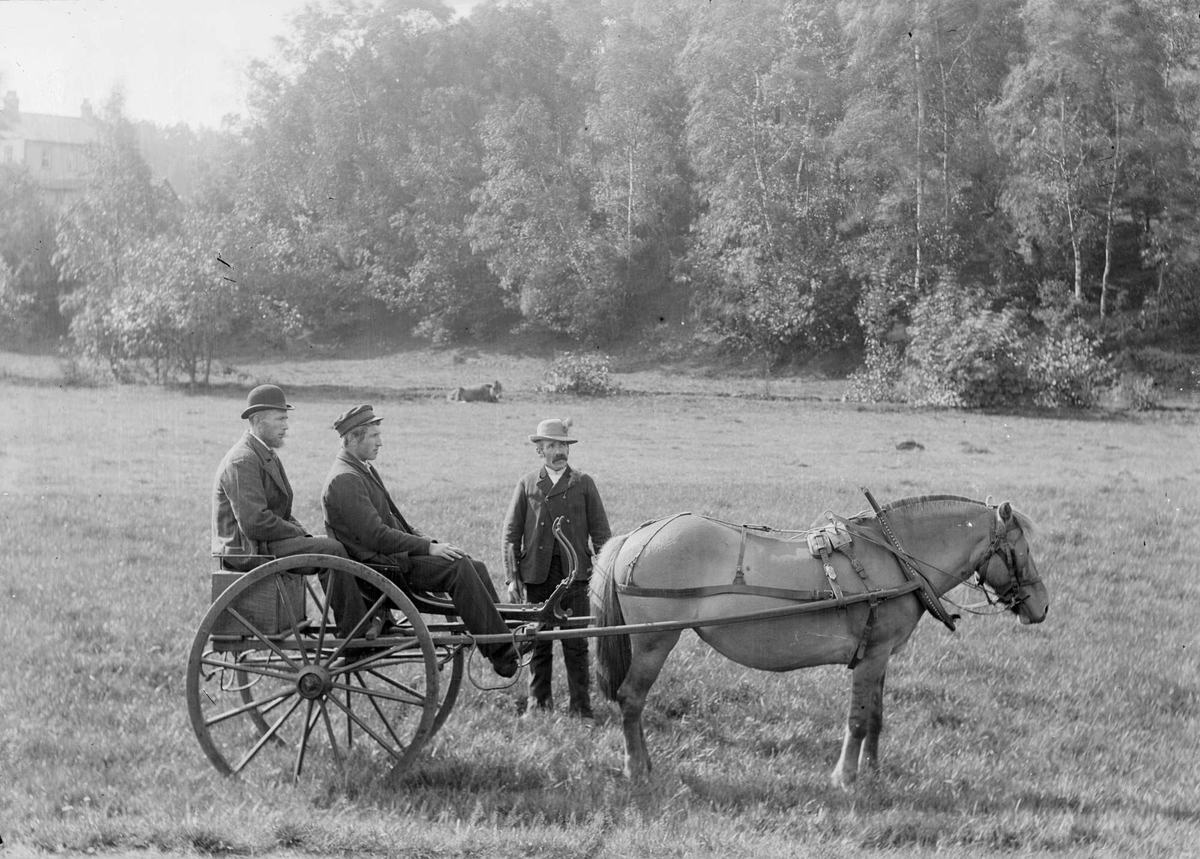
[241,384,294,419]
[333,404,382,437]
[529,417,577,444]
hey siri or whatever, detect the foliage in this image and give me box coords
[19,0,1200,400]
[1109,371,1162,410]
[903,284,1037,408]
[1025,323,1111,407]
[0,166,65,338]
[1115,345,1199,391]
[536,351,621,396]
[845,341,905,403]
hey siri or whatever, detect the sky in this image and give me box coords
[1,0,479,129]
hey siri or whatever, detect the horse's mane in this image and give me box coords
[858,494,1039,541]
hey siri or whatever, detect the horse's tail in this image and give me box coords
[591,531,633,702]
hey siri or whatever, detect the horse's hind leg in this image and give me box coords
[831,656,889,790]
[618,629,682,780]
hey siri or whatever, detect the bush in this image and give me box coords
[850,277,1113,410]
[1120,347,1199,391]
[902,282,1037,408]
[1026,326,1110,408]
[845,342,905,403]
[536,352,620,397]
[1109,372,1161,411]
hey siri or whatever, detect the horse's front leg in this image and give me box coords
[831,655,889,790]
[618,629,681,780]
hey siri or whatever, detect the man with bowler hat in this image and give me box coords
[321,405,519,678]
[503,417,610,716]
[212,385,367,637]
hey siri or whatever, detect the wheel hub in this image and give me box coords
[296,666,331,699]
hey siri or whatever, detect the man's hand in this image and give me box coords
[507,579,526,604]
[429,542,467,562]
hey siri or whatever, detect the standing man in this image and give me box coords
[212,384,366,637]
[503,417,611,717]
[321,405,519,678]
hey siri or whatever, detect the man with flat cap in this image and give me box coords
[212,385,367,636]
[503,417,610,716]
[321,404,519,678]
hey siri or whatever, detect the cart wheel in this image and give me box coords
[187,554,439,782]
[432,642,464,737]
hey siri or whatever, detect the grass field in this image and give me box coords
[1,347,1198,858]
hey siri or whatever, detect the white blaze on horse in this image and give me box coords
[446,380,502,403]
[590,494,1049,786]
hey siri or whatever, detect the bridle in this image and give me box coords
[833,502,1040,618]
[968,509,1041,613]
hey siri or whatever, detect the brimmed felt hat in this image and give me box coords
[241,384,294,419]
[529,417,576,444]
[334,404,382,437]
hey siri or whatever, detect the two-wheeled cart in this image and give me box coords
[186,520,922,782]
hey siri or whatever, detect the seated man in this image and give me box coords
[320,404,519,678]
[212,385,367,637]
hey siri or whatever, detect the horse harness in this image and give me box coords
[619,513,893,669]
[618,496,1035,670]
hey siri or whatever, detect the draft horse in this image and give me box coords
[591,494,1049,786]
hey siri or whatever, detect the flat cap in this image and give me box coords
[333,404,382,437]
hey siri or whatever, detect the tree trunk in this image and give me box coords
[912,1,925,292]
[1100,97,1120,321]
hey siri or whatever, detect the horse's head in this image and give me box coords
[973,501,1049,624]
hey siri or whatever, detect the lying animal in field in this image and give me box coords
[446,380,502,403]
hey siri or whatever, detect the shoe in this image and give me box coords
[364,613,385,641]
[490,644,520,678]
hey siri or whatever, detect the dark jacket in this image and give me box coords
[503,465,610,585]
[212,431,307,561]
[321,449,431,570]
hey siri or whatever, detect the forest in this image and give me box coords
[2,0,1199,407]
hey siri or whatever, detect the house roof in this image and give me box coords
[0,112,95,146]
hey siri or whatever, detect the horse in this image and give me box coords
[590,494,1049,786]
[446,380,502,403]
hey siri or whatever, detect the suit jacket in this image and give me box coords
[503,465,610,586]
[212,431,307,562]
[321,449,431,571]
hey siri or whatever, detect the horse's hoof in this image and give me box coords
[830,771,856,792]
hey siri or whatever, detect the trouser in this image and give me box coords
[524,554,590,712]
[264,535,366,638]
[374,552,513,662]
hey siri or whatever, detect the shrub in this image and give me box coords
[903,282,1036,408]
[1026,326,1110,408]
[1120,347,1199,391]
[1109,372,1161,411]
[845,342,905,403]
[536,352,620,397]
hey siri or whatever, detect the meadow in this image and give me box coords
[1,346,1198,859]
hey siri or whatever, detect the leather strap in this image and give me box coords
[618,582,834,601]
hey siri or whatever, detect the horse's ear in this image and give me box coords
[997,501,1013,524]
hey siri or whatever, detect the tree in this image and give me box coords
[680,0,859,360]
[0,166,64,338]
[54,93,173,375]
[991,0,1182,317]
[584,13,690,319]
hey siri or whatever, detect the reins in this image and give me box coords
[829,496,1034,620]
